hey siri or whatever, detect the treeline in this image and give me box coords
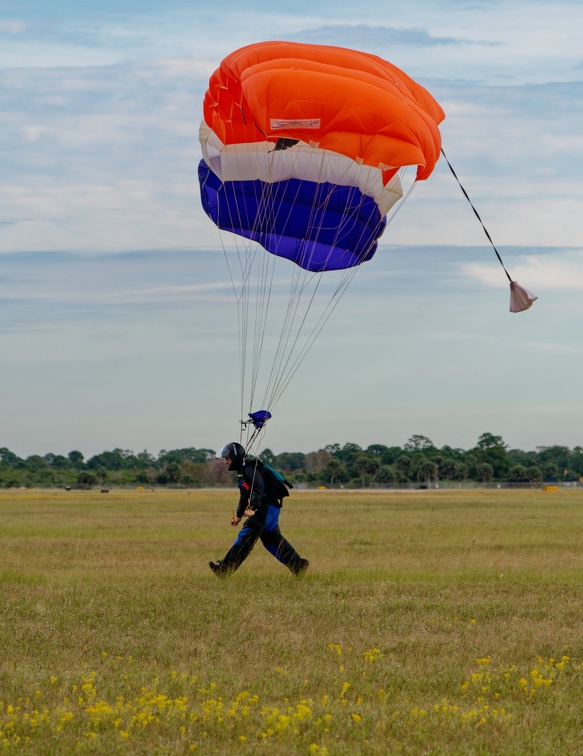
[0,433,581,489]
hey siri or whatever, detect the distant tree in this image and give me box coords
[24,455,47,471]
[324,458,345,487]
[375,465,400,485]
[12,436,583,489]
[0,448,21,466]
[570,446,583,476]
[437,457,458,480]
[452,461,468,480]
[50,455,71,469]
[472,434,509,479]
[507,448,538,467]
[135,450,156,468]
[542,461,559,481]
[477,462,494,483]
[68,450,84,467]
[439,445,466,461]
[349,453,380,488]
[94,466,108,483]
[163,464,181,483]
[117,450,140,469]
[507,464,530,483]
[537,446,571,473]
[305,450,331,474]
[3,476,23,488]
[404,435,435,453]
[380,447,404,466]
[158,448,211,466]
[476,433,507,450]
[178,474,192,486]
[275,452,306,472]
[157,462,182,484]
[336,443,362,463]
[206,458,233,486]
[366,444,389,457]
[414,456,438,484]
[77,471,97,489]
[259,448,277,466]
[527,466,542,483]
[86,450,124,471]
[394,455,413,481]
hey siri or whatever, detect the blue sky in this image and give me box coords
[2,1,583,458]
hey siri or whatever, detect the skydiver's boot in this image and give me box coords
[214,527,259,576]
[208,560,230,577]
[289,558,310,577]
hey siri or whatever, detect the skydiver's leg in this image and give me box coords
[219,525,261,573]
[261,526,302,566]
[260,505,308,574]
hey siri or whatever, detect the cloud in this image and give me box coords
[0,58,209,254]
[0,20,28,35]
[2,54,583,257]
[463,249,583,290]
[286,24,478,49]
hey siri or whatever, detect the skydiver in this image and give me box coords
[209,442,309,577]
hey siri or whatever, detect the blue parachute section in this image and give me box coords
[247,410,271,429]
[198,160,386,273]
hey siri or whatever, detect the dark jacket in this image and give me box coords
[235,460,278,520]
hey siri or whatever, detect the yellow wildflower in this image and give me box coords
[294,703,312,720]
[363,648,384,664]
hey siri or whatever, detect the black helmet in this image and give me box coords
[217,442,246,471]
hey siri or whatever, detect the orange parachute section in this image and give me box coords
[203,40,445,181]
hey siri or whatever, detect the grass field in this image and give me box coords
[0,487,582,754]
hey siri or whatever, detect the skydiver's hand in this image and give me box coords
[231,516,241,526]
[243,509,255,517]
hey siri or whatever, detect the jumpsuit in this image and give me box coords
[218,460,306,574]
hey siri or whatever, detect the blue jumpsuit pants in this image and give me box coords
[221,504,303,573]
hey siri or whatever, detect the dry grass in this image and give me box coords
[0,488,582,754]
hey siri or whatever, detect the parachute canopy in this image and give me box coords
[199,41,445,273]
[198,42,446,445]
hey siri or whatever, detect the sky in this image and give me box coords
[2,0,583,459]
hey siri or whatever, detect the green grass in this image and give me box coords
[0,488,582,754]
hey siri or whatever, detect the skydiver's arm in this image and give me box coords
[235,482,250,519]
[233,467,264,519]
[247,467,265,511]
